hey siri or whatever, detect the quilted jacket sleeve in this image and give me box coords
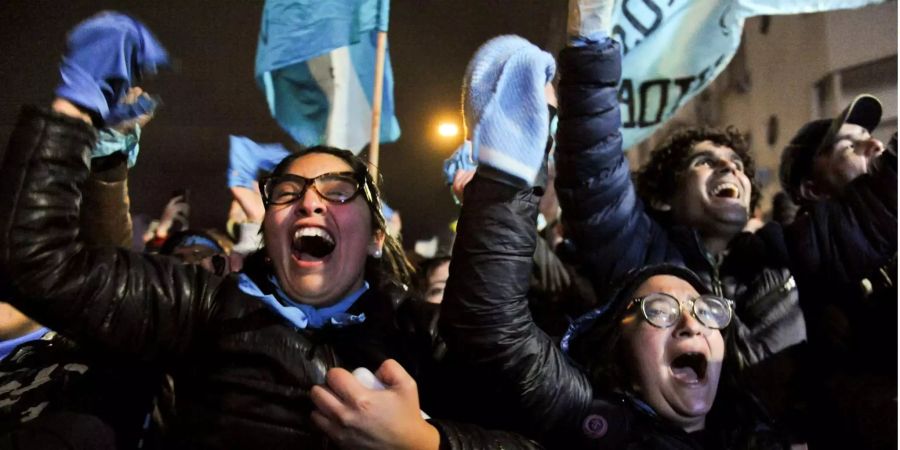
[0,106,218,362]
[554,38,680,291]
[439,167,594,442]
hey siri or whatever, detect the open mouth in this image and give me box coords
[670,352,708,384]
[292,227,336,260]
[710,182,740,200]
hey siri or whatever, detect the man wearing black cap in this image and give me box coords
[780,94,888,204]
[780,94,897,449]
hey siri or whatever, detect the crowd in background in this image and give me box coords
[0,3,894,450]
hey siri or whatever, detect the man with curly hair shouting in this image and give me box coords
[554,32,807,440]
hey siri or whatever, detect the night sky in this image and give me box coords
[0,0,565,248]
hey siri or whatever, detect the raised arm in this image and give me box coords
[555,36,679,289]
[437,34,594,442]
[439,168,595,441]
[0,13,213,362]
[82,87,158,249]
[0,103,218,361]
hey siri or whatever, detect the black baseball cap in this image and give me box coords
[780,94,882,201]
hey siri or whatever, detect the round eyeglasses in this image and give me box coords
[631,293,734,330]
[260,172,364,206]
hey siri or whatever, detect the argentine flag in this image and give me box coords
[611,0,884,150]
[255,0,401,154]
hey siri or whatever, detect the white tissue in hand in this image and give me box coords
[352,367,386,390]
[352,367,430,419]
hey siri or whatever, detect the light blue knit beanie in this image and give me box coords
[463,35,556,185]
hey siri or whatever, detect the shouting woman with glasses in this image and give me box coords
[0,98,547,448]
[0,18,545,446]
[439,161,789,448]
[436,31,788,450]
[559,265,781,448]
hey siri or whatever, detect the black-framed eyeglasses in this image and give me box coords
[631,293,734,330]
[260,172,364,206]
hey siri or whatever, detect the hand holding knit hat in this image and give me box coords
[463,35,556,185]
[55,11,168,127]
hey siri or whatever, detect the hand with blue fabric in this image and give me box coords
[442,141,477,203]
[107,88,159,131]
[567,0,618,39]
[463,35,556,186]
[92,87,158,168]
[442,141,477,186]
[55,11,168,127]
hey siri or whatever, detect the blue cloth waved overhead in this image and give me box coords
[609,0,883,150]
[228,135,291,189]
[55,11,168,125]
[255,0,400,153]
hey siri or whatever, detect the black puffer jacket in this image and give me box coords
[784,143,897,449]
[786,144,897,373]
[440,167,784,449]
[0,106,541,450]
[552,39,805,371]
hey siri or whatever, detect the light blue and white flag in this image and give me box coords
[227,135,291,189]
[611,0,884,150]
[255,0,400,153]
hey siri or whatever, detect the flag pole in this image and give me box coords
[367,30,387,181]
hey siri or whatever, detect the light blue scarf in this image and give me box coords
[237,273,367,329]
[92,124,142,168]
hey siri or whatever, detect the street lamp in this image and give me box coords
[437,122,459,138]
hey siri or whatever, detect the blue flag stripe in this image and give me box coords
[256,0,399,151]
[259,29,400,151]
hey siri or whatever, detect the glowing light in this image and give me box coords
[437,122,459,138]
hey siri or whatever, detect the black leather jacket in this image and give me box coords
[440,168,785,450]
[0,149,162,450]
[0,106,541,450]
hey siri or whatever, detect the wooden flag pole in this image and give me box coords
[367,30,388,181]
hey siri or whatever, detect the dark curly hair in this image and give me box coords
[635,126,761,219]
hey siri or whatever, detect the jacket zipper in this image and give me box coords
[694,231,724,296]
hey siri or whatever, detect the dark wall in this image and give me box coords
[0,0,564,246]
